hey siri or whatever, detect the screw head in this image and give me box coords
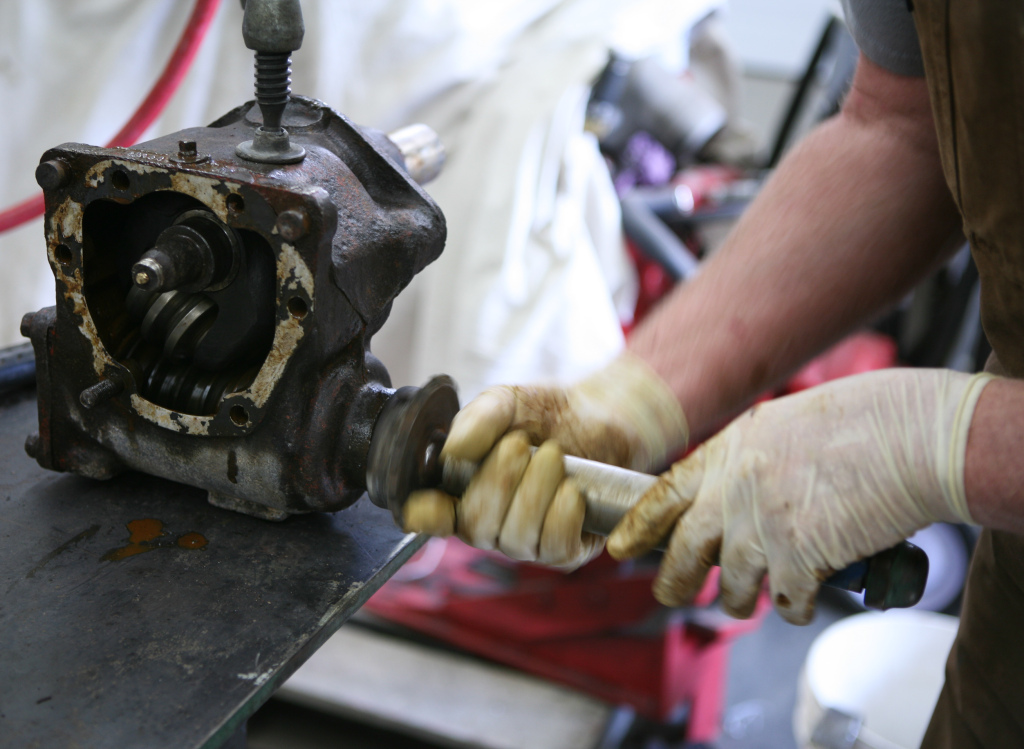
[172,139,209,165]
[276,209,308,242]
[35,159,70,190]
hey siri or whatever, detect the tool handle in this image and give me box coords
[443,452,928,610]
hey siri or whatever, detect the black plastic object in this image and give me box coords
[822,542,930,609]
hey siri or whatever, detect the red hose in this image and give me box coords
[0,0,222,235]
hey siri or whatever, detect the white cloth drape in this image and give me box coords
[0,0,717,399]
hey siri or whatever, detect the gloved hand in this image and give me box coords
[607,368,994,624]
[402,354,688,568]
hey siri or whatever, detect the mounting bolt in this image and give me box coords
[24,432,40,459]
[235,0,306,165]
[20,311,36,338]
[35,159,70,191]
[172,139,210,165]
[80,375,125,410]
[276,209,308,241]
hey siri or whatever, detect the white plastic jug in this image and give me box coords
[793,610,958,749]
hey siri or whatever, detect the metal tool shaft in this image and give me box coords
[442,451,928,609]
[443,452,655,537]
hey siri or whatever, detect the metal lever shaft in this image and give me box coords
[442,451,928,610]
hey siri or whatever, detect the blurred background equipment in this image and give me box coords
[587,52,728,168]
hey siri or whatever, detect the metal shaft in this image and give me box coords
[386,124,446,185]
[236,0,306,164]
[443,452,655,537]
[441,450,928,609]
[253,51,291,133]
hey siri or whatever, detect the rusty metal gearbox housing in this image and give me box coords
[22,96,446,520]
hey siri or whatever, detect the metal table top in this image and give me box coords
[0,386,422,748]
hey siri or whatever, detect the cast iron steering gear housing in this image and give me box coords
[21,0,448,520]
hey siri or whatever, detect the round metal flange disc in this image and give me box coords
[235,139,306,164]
[366,376,459,526]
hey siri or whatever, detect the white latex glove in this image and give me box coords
[402,354,688,568]
[607,368,994,624]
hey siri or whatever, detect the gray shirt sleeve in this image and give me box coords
[840,0,924,77]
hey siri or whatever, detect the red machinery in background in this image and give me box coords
[367,542,769,745]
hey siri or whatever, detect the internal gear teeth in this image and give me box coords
[125,281,257,416]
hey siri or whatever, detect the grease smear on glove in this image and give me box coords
[402,354,687,569]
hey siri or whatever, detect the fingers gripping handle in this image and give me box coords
[365,377,926,611]
[441,453,652,535]
[442,452,928,610]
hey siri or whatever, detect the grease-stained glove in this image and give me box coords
[607,368,994,624]
[402,354,688,569]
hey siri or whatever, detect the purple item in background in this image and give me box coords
[613,131,677,195]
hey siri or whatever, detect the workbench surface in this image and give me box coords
[0,386,422,748]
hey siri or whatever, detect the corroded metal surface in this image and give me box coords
[23,95,446,518]
[0,385,424,748]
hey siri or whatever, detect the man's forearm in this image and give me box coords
[966,379,1024,534]
[627,57,962,438]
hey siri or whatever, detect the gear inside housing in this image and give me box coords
[82,190,275,416]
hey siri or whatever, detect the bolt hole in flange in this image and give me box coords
[229,405,249,426]
[226,193,245,213]
[55,244,73,267]
[111,170,130,191]
[286,296,307,318]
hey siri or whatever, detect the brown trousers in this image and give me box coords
[913,1,1024,746]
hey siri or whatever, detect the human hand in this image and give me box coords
[607,368,994,623]
[402,354,688,568]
